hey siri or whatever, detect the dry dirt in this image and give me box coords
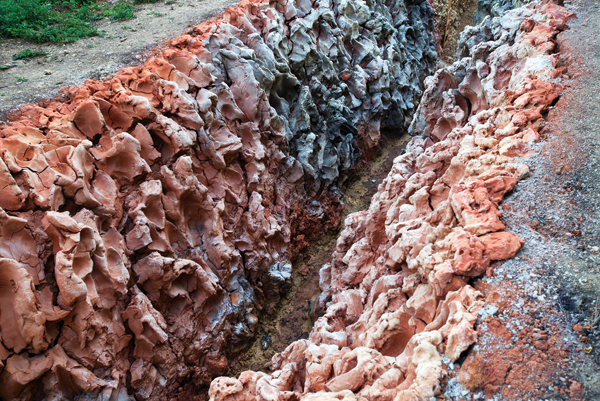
[431,0,480,63]
[0,0,237,114]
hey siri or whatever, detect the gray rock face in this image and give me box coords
[474,0,533,24]
[412,1,548,144]
[216,0,439,191]
[455,4,531,60]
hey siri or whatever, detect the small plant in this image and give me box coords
[147,11,164,16]
[12,49,47,60]
[122,25,133,30]
[15,76,29,82]
[0,65,10,70]
[165,0,176,4]
[103,2,136,21]
[0,93,5,96]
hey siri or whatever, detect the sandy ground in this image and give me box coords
[0,0,236,114]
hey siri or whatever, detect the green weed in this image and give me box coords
[103,2,135,21]
[12,48,47,60]
[15,76,29,82]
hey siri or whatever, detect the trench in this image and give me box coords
[171,0,490,396]
[221,0,488,380]
[228,130,411,377]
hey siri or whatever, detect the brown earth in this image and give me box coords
[430,0,480,63]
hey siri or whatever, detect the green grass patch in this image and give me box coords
[0,0,100,43]
[15,76,28,82]
[103,2,135,21]
[12,48,47,60]
[0,0,144,44]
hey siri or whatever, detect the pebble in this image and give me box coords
[44,70,52,75]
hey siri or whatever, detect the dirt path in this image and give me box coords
[0,0,236,114]
[444,1,600,399]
